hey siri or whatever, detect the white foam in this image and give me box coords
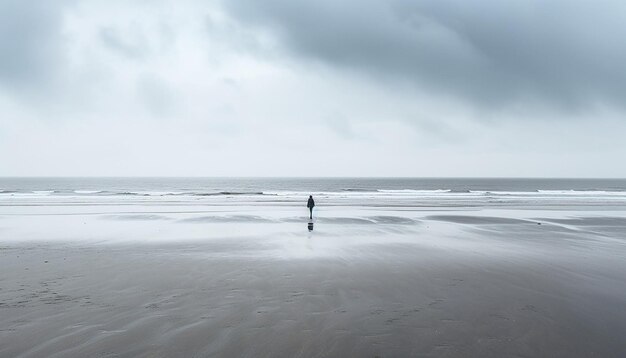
[378,189,451,193]
[537,190,626,196]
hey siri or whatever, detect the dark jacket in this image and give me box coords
[307,197,315,208]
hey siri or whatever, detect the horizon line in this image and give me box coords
[1,176,626,180]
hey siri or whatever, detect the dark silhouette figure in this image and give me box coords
[307,195,315,220]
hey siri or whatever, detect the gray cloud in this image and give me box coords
[222,0,626,112]
[0,0,70,88]
[100,27,150,59]
[1,1,625,177]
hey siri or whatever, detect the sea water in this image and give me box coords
[2,177,626,209]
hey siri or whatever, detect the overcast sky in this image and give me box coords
[1,0,625,177]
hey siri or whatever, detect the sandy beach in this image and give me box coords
[2,187,626,357]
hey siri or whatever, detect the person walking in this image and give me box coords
[307,195,315,220]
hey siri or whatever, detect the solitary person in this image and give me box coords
[307,195,315,220]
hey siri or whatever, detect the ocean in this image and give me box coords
[2,177,626,194]
[2,177,626,208]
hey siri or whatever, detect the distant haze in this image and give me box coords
[1,0,625,177]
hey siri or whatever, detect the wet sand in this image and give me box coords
[1,207,626,357]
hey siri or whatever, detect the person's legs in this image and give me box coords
[309,207,313,219]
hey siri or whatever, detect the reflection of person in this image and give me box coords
[307,195,315,220]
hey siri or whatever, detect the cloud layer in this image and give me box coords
[0,0,69,87]
[224,0,626,112]
[1,1,625,176]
